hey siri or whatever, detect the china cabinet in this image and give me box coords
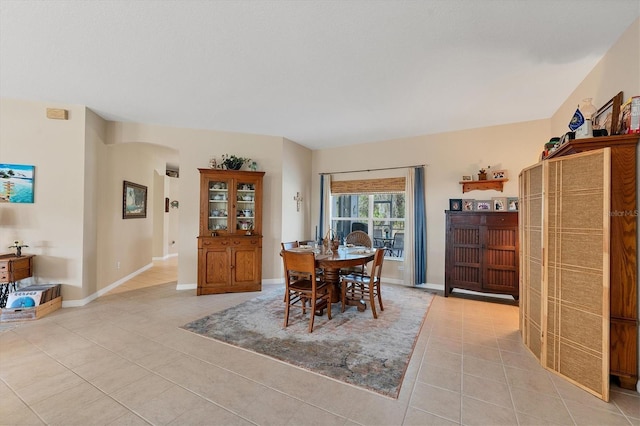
[444,211,519,299]
[197,169,265,295]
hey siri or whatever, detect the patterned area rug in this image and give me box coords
[181,284,434,398]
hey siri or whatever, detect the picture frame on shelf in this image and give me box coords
[492,197,507,211]
[449,198,462,211]
[123,180,147,219]
[507,197,519,211]
[474,200,491,211]
[461,175,472,181]
[491,169,507,180]
[462,199,474,211]
[593,91,623,136]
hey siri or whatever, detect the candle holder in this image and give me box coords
[8,240,28,257]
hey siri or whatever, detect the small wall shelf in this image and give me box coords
[459,178,508,193]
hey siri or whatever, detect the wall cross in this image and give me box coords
[294,192,303,212]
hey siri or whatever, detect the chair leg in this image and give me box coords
[377,282,384,312]
[327,287,332,320]
[341,281,347,312]
[308,294,316,332]
[284,290,291,327]
[369,284,378,319]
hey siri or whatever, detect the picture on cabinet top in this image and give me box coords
[474,200,491,211]
[449,199,462,211]
[462,199,474,211]
[492,197,507,211]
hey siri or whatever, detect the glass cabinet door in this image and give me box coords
[236,180,256,232]
[207,179,230,234]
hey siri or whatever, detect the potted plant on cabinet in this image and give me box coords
[221,154,251,170]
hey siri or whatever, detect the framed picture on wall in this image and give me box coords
[123,181,147,219]
[0,163,35,203]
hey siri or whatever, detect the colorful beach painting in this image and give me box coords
[0,164,35,203]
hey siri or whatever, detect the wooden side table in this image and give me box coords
[0,253,35,308]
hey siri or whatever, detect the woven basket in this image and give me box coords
[323,229,340,252]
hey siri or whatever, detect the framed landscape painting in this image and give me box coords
[123,181,147,219]
[0,163,35,203]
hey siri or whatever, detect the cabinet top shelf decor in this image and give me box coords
[459,178,508,193]
[546,133,639,159]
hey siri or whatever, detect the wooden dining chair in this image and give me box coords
[341,248,385,318]
[341,230,372,276]
[282,250,332,332]
[345,230,372,248]
[281,241,299,250]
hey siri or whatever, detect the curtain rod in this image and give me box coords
[319,164,427,175]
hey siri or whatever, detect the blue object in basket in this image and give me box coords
[9,296,36,308]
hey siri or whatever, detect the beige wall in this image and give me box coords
[551,18,639,136]
[106,122,286,287]
[281,138,313,245]
[312,120,548,285]
[95,142,171,295]
[0,99,88,302]
[168,176,179,256]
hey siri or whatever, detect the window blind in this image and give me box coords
[330,177,405,194]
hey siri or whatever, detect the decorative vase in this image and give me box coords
[575,98,597,139]
[478,172,488,181]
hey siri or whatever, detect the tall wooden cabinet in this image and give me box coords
[520,134,640,398]
[445,211,519,299]
[197,169,265,295]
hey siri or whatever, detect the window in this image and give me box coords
[330,192,405,258]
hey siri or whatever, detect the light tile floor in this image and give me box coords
[1,257,638,425]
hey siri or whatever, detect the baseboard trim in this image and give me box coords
[62,262,154,308]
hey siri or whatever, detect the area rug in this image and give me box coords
[181,284,434,398]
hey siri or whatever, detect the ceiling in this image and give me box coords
[1,1,638,150]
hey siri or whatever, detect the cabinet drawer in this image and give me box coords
[199,238,232,248]
[447,213,482,226]
[485,213,517,227]
[230,237,262,248]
